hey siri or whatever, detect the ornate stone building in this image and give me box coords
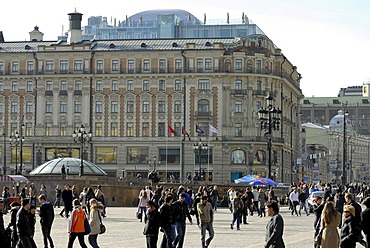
[0,11,302,183]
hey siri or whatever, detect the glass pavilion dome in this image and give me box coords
[30,158,107,176]
[329,110,353,135]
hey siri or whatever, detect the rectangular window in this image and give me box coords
[10,123,17,135]
[235,123,242,137]
[0,102,3,113]
[235,100,243,113]
[127,80,134,91]
[142,100,150,113]
[60,60,68,72]
[27,61,34,74]
[74,60,83,71]
[11,82,18,92]
[127,147,149,164]
[95,101,103,113]
[26,101,33,113]
[60,81,68,90]
[197,59,203,72]
[143,80,150,91]
[111,80,118,91]
[175,59,182,72]
[127,101,134,113]
[96,60,103,73]
[27,81,33,92]
[256,60,261,73]
[0,61,3,74]
[74,101,81,113]
[175,79,182,91]
[126,122,134,136]
[198,79,210,90]
[257,80,262,91]
[11,102,18,113]
[256,101,262,112]
[142,122,149,137]
[143,59,150,72]
[60,122,67,136]
[0,82,3,92]
[159,148,180,164]
[159,80,166,91]
[112,60,119,72]
[95,147,117,163]
[111,101,118,113]
[75,81,82,90]
[158,100,166,113]
[60,101,67,113]
[174,100,182,113]
[12,61,19,72]
[127,59,134,73]
[95,122,103,136]
[46,81,53,91]
[235,59,242,71]
[158,122,165,137]
[194,148,213,164]
[45,60,54,71]
[45,101,53,113]
[111,122,118,136]
[45,123,52,136]
[235,79,242,90]
[159,59,166,72]
[174,122,181,137]
[25,123,32,136]
[205,58,212,70]
[96,81,103,91]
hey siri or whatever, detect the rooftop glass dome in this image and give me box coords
[30,158,107,176]
[329,110,353,134]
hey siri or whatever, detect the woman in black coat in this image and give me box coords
[340,205,357,248]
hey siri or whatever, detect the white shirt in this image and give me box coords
[289,191,299,202]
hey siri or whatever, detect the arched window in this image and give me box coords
[231,149,246,164]
[198,99,209,113]
[247,60,253,73]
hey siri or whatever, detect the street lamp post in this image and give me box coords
[257,95,282,179]
[193,139,208,181]
[9,131,24,175]
[2,131,6,175]
[342,110,349,186]
[72,125,92,177]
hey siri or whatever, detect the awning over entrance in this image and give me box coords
[0,175,29,182]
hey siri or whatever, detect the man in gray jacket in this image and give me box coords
[265,201,285,248]
[197,196,214,248]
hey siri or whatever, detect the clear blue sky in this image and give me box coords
[1,0,369,97]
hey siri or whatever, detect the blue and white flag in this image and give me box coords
[209,124,218,134]
[196,125,204,134]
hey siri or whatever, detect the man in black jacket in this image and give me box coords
[38,194,55,248]
[60,184,73,218]
[16,198,32,248]
[0,199,11,248]
[361,197,370,248]
[159,195,174,248]
[144,201,161,248]
[172,193,192,248]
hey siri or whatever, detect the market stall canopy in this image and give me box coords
[234,174,278,186]
[0,175,29,182]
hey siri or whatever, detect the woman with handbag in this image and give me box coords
[68,199,88,248]
[88,198,104,248]
[320,201,341,248]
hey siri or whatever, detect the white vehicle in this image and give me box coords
[307,191,325,213]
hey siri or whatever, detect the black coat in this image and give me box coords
[172,200,192,223]
[143,209,160,236]
[39,202,55,228]
[62,189,73,211]
[159,203,173,228]
[265,213,285,248]
[349,201,362,226]
[16,207,32,237]
[340,215,357,248]
[361,207,370,235]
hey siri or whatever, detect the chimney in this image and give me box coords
[68,11,83,44]
[29,26,44,41]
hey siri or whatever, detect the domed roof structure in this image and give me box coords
[329,110,353,134]
[127,9,202,25]
[30,158,107,176]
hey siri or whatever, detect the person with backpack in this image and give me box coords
[67,199,88,248]
[230,191,243,230]
[258,189,268,218]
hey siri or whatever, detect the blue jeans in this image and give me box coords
[88,234,99,248]
[140,207,147,221]
[231,213,241,229]
[200,222,214,248]
[160,225,174,248]
[212,198,218,211]
[146,235,158,248]
[173,222,186,248]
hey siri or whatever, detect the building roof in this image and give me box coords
[127,9,202,25]
[301,96,370,106]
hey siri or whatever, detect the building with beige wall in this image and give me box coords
[0,12,303,183]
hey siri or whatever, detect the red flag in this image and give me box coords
[181,127,190,137]
[167,125,177,135]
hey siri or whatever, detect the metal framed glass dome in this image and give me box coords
[30,157,107,176]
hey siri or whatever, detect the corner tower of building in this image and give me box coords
[68,11,83,44]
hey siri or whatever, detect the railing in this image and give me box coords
[195,111,212,117]
[231,89,248,95]
[222,135,284,143]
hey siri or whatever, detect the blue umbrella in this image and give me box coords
[234,175,256,184]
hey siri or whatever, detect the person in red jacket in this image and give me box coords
[67,199,88,248]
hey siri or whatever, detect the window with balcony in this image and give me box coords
[95,122,102,136]
[111,80,118,91]
[235,123,242,137]
[175,79,182,91]
[158,122,165,137]
[75,81,82,90]
[197,59,203,71]
[27,81,33,92]
[112,60,119,72]
[198,99,210,113]
[96,60,103,73]
[60,81,68,90]
[256,60,261,73]
[235,59,242,71]
[60,60,68,72]
[142,100,150,113]
[143,80,150,91]
[96,81,102,91]
[126,122,134,136]
[0,61,4,73]
[174,100,182,113]
[205,58,212,70]
[235,80,242,90]
[11,82,18,92]
[60,101,67,113]
[235,100,243,113]
[159,80,166,91]
[0,102,3,113]
[175,59,182,72]
[127,59,134,72]
[198,79,210,90]
[143,59,150,72]
[0,82,3,92]
[159,59,166,72]
[74,60,83,71]
[127,80,134,91]
[111,122,118,136]
[11,61,19,72]
[74,101,81,113]
[95,101,103,113]
[127,101,134,113]
[158,100,166,113]
[27,61,34,74]
[111,101,118,113]
[46,81,53,91]
[247,60,253,72]
[142,122,149,137]
[45,60,54,71]
[45,101,52,113]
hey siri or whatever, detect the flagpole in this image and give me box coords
[207,127,210,181]
[166,131,168,182]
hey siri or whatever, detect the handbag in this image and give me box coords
[136,206,142,220]
[84,216,91,235]
[98,211,106,234]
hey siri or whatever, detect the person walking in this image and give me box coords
[28,183,37,206]
[259,188,267,218]
[320,201,340,248]
[88,198,104,248]
[159,195,174,248]
[68,199,88,248]
[340,205,357,248]
[361,197,370,248]
[61,164,67,179]
[38,194,55,248]
[61,185,73,218]
[28,204,37,248]
[197,196,214,248]
[230,191,243,230]
[289,187,299,216]
[0,199,11,248]
[85,187,96,217]
[172,192,192,248]
[138,191,150,222]
[265,201,285,248]
[79,187,88,212]
[39,184,48,198]
[8,201,21,248]
[95,185,106,217]
[298,189,309,216]
[16,198,33,248]
[210,185,219,212]
[2,186,10,214]
[54,185,62,208]
[144,200,161,248]
[251,186,260,216]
